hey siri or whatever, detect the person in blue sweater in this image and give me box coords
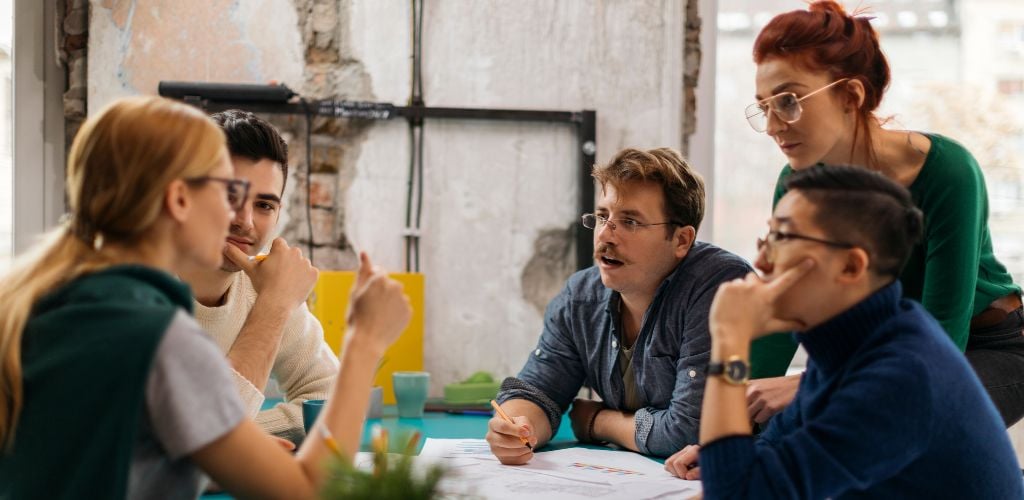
[664,165,1023,498]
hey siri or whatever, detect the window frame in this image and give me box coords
[689,0,719,242]
[12,0,65,254]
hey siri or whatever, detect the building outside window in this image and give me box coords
[0,0,12,262]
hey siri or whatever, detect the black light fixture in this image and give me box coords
[157,81,296,103]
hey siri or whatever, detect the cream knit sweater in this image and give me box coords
[193,272,338,442]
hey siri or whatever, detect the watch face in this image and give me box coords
[726,359,749,382]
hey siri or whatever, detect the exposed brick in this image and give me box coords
[64,34,87,52]
[311,141,343,174]
[59,0,88,150]
[308,173,336,208]
[63,7,87,35]
[314,207,336,242]
[682,0,702,155]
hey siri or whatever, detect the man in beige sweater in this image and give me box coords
[180,110,337,443]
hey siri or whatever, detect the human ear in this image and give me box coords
[837,247,870,284]
[165,179,192,223]
[673,225,696,258]
[844,79,867,112]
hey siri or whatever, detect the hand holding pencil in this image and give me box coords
[485,400,538,465]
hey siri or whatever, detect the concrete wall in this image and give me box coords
[88,0,688,393]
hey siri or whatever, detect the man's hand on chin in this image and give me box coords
[709,260,814,346]
[225,237,319,311]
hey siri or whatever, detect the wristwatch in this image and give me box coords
[707,355,750,385]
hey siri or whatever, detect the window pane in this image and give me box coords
[0,0,10,262]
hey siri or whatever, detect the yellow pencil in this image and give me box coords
[248,254,268,262]
[404,430,421,455]
[318,426,343,459]
[490,400,533,450]
[370,425,389,475]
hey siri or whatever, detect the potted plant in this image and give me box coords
[319,427,446,500]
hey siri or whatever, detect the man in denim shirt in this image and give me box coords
[486,148,751,461]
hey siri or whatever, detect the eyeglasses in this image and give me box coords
[185,176,251,212]
[744,79,849,132]
[581,213,679,234]
[756,230,855,264]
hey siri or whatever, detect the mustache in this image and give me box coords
[594,243,627,264]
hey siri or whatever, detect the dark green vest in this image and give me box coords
[0,265,193,500]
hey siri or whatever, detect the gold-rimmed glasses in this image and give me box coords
[745,79,849,132]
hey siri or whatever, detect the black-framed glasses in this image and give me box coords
[581,213,679,234]
[757,230,855,264]
[185,176,251,212]
[744,79,849,132]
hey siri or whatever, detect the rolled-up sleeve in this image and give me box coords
[496,285,585,436]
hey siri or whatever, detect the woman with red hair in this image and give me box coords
[743,0,1024,429]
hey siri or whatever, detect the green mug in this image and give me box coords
[392,371,430,418]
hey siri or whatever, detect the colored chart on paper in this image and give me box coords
[569,462,644,476]
[449,440,492,456]
[420,438,494,458]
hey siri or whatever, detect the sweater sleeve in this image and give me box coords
[230,367,266,419]
[255,303,339,442]
[912,143,987,350]
[749,165,799,378]
[698,351,935,499]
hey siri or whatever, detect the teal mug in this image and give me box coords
[302,399,326,434]
[392,371,430,418]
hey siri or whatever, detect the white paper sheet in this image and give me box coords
[417,438,702,500]
[419,438,496,459]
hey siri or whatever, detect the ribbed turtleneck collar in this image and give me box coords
[796,281,902,373]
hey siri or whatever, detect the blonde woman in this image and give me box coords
[0,96,411,499]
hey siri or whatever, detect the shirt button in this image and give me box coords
[534,349,542,356]
[612,340,618,348]
[689,370,697,378]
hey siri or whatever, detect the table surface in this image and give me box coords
[204,402,663,498]
[202,404,578,499]
[362,405,579,453]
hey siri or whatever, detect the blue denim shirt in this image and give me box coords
[497,241,752,457]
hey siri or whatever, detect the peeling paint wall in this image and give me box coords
[89,0,305,108]
[87,0,688,394]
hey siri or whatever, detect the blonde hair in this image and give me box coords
[0,96,226,447]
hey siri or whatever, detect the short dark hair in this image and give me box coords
[785,165,923,278]
[210,110,289,194]
[591,148,705,236]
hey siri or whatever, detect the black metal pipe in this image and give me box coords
[576,111,597,271]
[196,99,585,124]
[178,93,597,270]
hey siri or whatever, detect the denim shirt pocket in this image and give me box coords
[640,355,682,407]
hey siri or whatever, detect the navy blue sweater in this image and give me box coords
[700,282,1023,499]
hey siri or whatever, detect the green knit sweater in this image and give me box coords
[0,265,193,500]
[751,133,1020,378]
